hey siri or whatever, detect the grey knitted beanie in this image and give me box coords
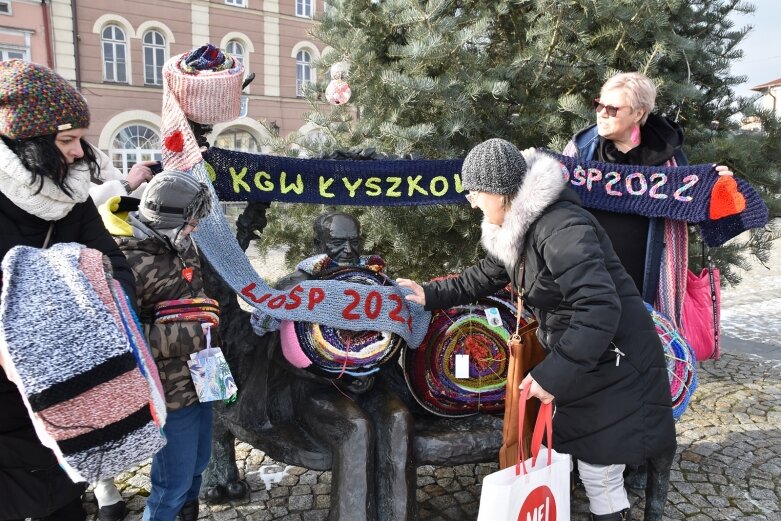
[461,138,527,195]
[138,169,212,230]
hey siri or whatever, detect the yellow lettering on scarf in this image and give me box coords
[453,173,463,192]
[280,172,304,195]
[204,161,217,183]
[319,176,335,198]
[386,177,402,197]
[230,167,250,193]
[342,177,363,198]
[407,175,428,196]
[430,176,448,196]
[365,177,382,196]
[254,171,273,191]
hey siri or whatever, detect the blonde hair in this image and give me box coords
[601,72,657,125]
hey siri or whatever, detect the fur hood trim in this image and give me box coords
[480,149,567,268]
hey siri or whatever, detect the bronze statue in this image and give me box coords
[201,206,504,521]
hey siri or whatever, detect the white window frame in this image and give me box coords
[0,46,27,61]
[0,1,12,16]
[102,25,128,83]
[296,50,312,97]
[226,40,246,68]
[142,30,166,86]
[240,96,249,117]
[110,124,162,175]
[296,0,312,18]
[225,0,246,6]
[0,27,31,60]
[214,127,259,153]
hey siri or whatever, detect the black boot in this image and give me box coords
[590,508,631,521]
[97,500,127,521]
[178,499,199,521]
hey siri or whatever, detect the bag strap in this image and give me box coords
[515,386,553,476]
[42,223,54,249]
[511,254,526,339]
[706,253,720,359]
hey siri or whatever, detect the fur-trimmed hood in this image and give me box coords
[480,149,568,268]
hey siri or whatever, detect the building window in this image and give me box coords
[102,25,127,83]
[296,50,312,97]
[110,124,161,174]
[0,47,26,60]
[214,128,258,153]
[225,0,246,6]
[296,0,312,18]
[240,96,249,117]
[0,1,12,15]
[226,40,246,68]
[143,30,166,86]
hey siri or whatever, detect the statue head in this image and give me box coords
[313,211,361,265]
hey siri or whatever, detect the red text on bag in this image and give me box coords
[518,485,557,521]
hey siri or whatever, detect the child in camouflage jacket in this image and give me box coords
[100,170,216,521]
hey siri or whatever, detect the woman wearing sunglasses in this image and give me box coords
[562,72,730,520]
[563,72,693,303]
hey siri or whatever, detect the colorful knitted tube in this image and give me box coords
[279,266,404,379]
[403,286,528,417]
[154,298,220,326]
[645,302,698,420]
[111,280,167,428]
[161,44,244,172]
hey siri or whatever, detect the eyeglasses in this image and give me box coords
[465,191,479,205]
[592,98,623,117]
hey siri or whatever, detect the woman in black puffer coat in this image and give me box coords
[398,139,675,521]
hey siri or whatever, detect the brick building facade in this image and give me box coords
[1,0,324,172]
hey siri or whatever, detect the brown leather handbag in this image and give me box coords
[498,258,547,470]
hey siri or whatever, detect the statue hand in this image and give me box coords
[715,164,734,176]
[396,278,425,306]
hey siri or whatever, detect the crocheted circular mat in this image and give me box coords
[645,303,698,420]
[403,287,530,417]
[280,266,404,379]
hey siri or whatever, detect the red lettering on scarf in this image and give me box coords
[342,289,361,320]
[267,294,287,309]
[285,284,303,310]
[307,287,325,310]
[242,283,271,304]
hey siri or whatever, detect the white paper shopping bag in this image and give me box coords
[478,389,571,521]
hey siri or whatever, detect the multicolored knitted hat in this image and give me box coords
[0,60,90,139]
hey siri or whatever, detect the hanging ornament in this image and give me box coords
[326,58,352,105]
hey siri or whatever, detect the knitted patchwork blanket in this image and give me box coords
[0,243,166,483]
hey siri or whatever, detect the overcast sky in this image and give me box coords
[730,0,781,98]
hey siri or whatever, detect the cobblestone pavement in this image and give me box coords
[82,350,781,521]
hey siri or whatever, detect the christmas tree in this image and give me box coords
[257,0,780,284]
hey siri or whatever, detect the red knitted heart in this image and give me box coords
[164,130,184,153]
[709,175,746,220]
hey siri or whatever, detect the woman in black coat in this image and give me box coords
[0,60,135,521]
[398,139,675,521]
